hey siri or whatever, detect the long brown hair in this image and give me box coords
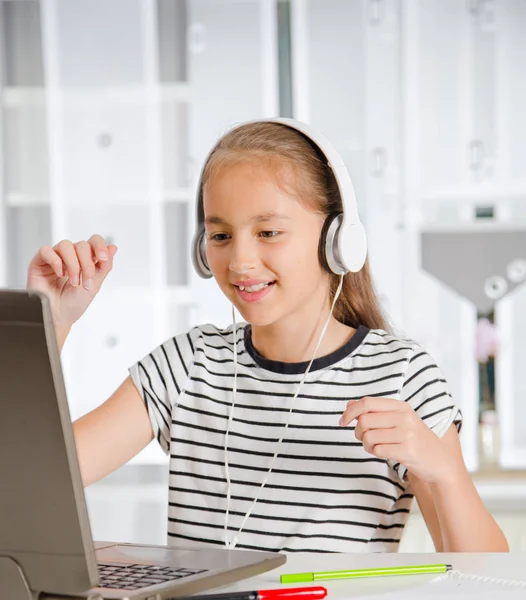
[201,121,390,332]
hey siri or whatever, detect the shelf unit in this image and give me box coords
[0,0,279,465]
[400,0,526,471]
[290,0,526,471]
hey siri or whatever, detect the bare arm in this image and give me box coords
[73,376,154,487]
[411,424,509,552]
[26,237,155,485]
[343,398,509,552]
[407,474,444,551]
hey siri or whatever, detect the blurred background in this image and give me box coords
[1,0,525,551]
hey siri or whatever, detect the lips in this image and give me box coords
[233,281,276,303]
[232,279,275,288]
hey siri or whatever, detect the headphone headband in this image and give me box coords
[191,118,367,279]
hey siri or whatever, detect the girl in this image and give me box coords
[27,119,508,553]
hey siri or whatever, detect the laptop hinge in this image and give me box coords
[0,556,37,600]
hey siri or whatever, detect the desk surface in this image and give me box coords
[221,553,525,598]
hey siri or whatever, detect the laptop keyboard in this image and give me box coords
[98,562,208,591]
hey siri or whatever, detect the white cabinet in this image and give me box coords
[292,0,404,324]
[3,97,49,204]
[416,0,474,193]
[412,0,508,202]
[405,0,526,471]
[64,291,158,421]
[293,1,479,471]
[39,0,191,466]
[496,285,526,468]
[496,0,526,186]
[0,0,280,464]
[0,0,192,465]
[295,0,526,472]
[65,204,154,287]
[51,0,146,88]
[59,98,153,204]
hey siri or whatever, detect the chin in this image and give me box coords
[233,305,278,328]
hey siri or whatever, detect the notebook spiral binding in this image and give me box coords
[449,569,526,589]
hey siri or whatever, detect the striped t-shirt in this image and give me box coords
[129,323,462,553]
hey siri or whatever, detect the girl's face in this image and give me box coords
[203,161,331,330]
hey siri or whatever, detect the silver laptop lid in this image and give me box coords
[0,289,98,597]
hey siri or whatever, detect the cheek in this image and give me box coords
[263,242,306,275]
[278,235,321,273]
[204,247,229,284]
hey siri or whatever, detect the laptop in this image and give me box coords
[0,289,286,600]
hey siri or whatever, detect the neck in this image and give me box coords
[250,314,354,364]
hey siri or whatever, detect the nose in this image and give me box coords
[229,237,258,275]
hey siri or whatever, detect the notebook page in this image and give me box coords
[409,570,526,596]
[339,571,526,599]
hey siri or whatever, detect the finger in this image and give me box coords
[354,412,403,440]
[33,245,64,278]
[94,244,118,283]
[362,428,404,455]
[340,396,407,427]
[53,240,81,286]
[74,241,97,291]
[88,234,111,262]
[367,443,403,461]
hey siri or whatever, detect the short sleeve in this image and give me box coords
[391,346,463,482]
[129,327,200,454]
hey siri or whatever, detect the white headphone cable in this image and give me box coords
[224,274,344,549]
[223,305,238,547]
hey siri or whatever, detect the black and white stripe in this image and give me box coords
[130,324,462,553]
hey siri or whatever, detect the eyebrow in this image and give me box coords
[204,212,292,226]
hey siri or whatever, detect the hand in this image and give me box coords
[27,235,118,344]
[339,396,458,485]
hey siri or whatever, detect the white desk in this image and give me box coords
[219,553,526,598]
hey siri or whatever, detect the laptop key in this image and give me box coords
[98,562,208,590]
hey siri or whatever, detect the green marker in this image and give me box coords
[280,564,452,584]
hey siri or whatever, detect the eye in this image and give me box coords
[209,232,230,242]
[259,230,280,239]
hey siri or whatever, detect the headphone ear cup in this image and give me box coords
[321,214,346,275]
[192,231,213,279]
[320,214,367,275]
[338,221,367,273]
[319,214,340,274]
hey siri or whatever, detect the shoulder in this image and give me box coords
[359,327,418,360]
[170,322,247,361]
[365,329,443,375]
[356,329,448,389]
[135,322,244,385]
[168,322,235,346]
[185,322,243,347]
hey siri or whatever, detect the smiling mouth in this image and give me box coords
[235,281,276,293]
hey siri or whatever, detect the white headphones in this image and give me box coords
[191,117,367,278]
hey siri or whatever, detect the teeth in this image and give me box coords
[239,283,269,292]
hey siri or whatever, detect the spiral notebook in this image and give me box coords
[346,569,526,599]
